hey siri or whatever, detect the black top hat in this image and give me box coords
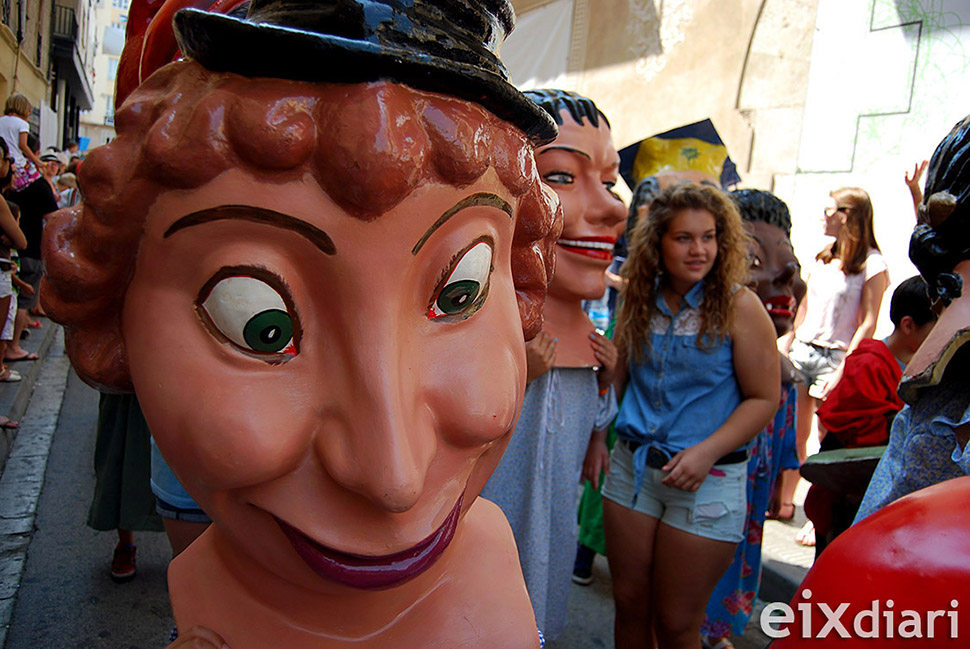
[173,0,557,144]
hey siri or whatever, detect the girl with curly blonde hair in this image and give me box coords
[597,182,780,649]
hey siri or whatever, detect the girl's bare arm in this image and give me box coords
[0,200,26,249]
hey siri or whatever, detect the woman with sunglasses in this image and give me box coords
[777,188,890,541]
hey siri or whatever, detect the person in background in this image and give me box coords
[905,159,928,217]
[39,150,61,195]
[804,276,936,555]
[55,172,80,209]
[602,182,779,649]
[87,393,165,582]
[780,186,890,546]
[0,94,48,193]
[701,189,805,649]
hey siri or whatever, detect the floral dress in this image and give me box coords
[701,382,798,639]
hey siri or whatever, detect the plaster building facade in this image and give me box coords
[77,0,123,149]
[0,0,94,149]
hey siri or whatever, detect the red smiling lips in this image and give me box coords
[763,295,797,318]
[276,493,464,590]
[557,236,616,262]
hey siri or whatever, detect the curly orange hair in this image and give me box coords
[42,61,561,391]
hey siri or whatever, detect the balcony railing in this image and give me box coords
[52,5,77,41]
[1,0,10,29]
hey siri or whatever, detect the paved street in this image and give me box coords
[0,331,173,648]
[0,326,808,648]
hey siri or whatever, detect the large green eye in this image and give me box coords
[202,276,296,355]
[243,309,293,353]
[429,242,492,319]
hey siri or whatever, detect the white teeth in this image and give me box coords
[558,239,614,251]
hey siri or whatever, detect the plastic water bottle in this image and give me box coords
[585,292,611,334]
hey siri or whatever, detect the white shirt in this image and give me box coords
[0,115,29,168]
[796,248,888,350]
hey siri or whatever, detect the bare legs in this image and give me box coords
[604,499,737,649]
[794,383,818,464]
[605,498,658,648]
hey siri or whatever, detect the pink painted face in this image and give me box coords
[121,168,526,592]
[536,112,626,301]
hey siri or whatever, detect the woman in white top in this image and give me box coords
[777,188,890,529]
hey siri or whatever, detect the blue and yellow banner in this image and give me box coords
[619,119,741,190]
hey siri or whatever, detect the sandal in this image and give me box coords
[795,521,816,547]
[0,368,21,382]
[0,416,18,429]
[766,502,796,521]
[4,350,38,362]
[27,320,42,329]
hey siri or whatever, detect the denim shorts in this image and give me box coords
[155,497,212,524]
[601,440,747,543]
[789,339,845,397]
[151,439,212,523]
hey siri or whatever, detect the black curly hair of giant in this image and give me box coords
[524,89,609,129]
[910,114,970,306]
[730,189,792,237]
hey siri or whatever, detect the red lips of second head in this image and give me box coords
[557,236,617,262]
[763,295,796,317]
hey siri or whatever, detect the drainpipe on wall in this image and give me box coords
[10,0,25,90]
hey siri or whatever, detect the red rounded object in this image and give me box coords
[771,476,970,646]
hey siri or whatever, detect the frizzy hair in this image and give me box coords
[817,187,880,275]
[615,182,751,361]
[41,60,561,391]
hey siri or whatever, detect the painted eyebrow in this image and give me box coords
[411,192,512,256]
[537,145,591,160]
[164,205,336,256]
[753,233,794,249]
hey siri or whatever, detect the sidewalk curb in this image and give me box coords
[761,560,803,604]
[0,319,59,474]
[0,332,70,649]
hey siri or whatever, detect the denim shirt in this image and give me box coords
[615,281,744,496]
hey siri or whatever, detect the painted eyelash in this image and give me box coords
[427,238,495,320]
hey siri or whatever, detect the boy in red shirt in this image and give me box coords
[805,275,936,553]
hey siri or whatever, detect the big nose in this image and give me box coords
[315,320,436,514]
[776,260,799,286]
[588,185,627,230]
